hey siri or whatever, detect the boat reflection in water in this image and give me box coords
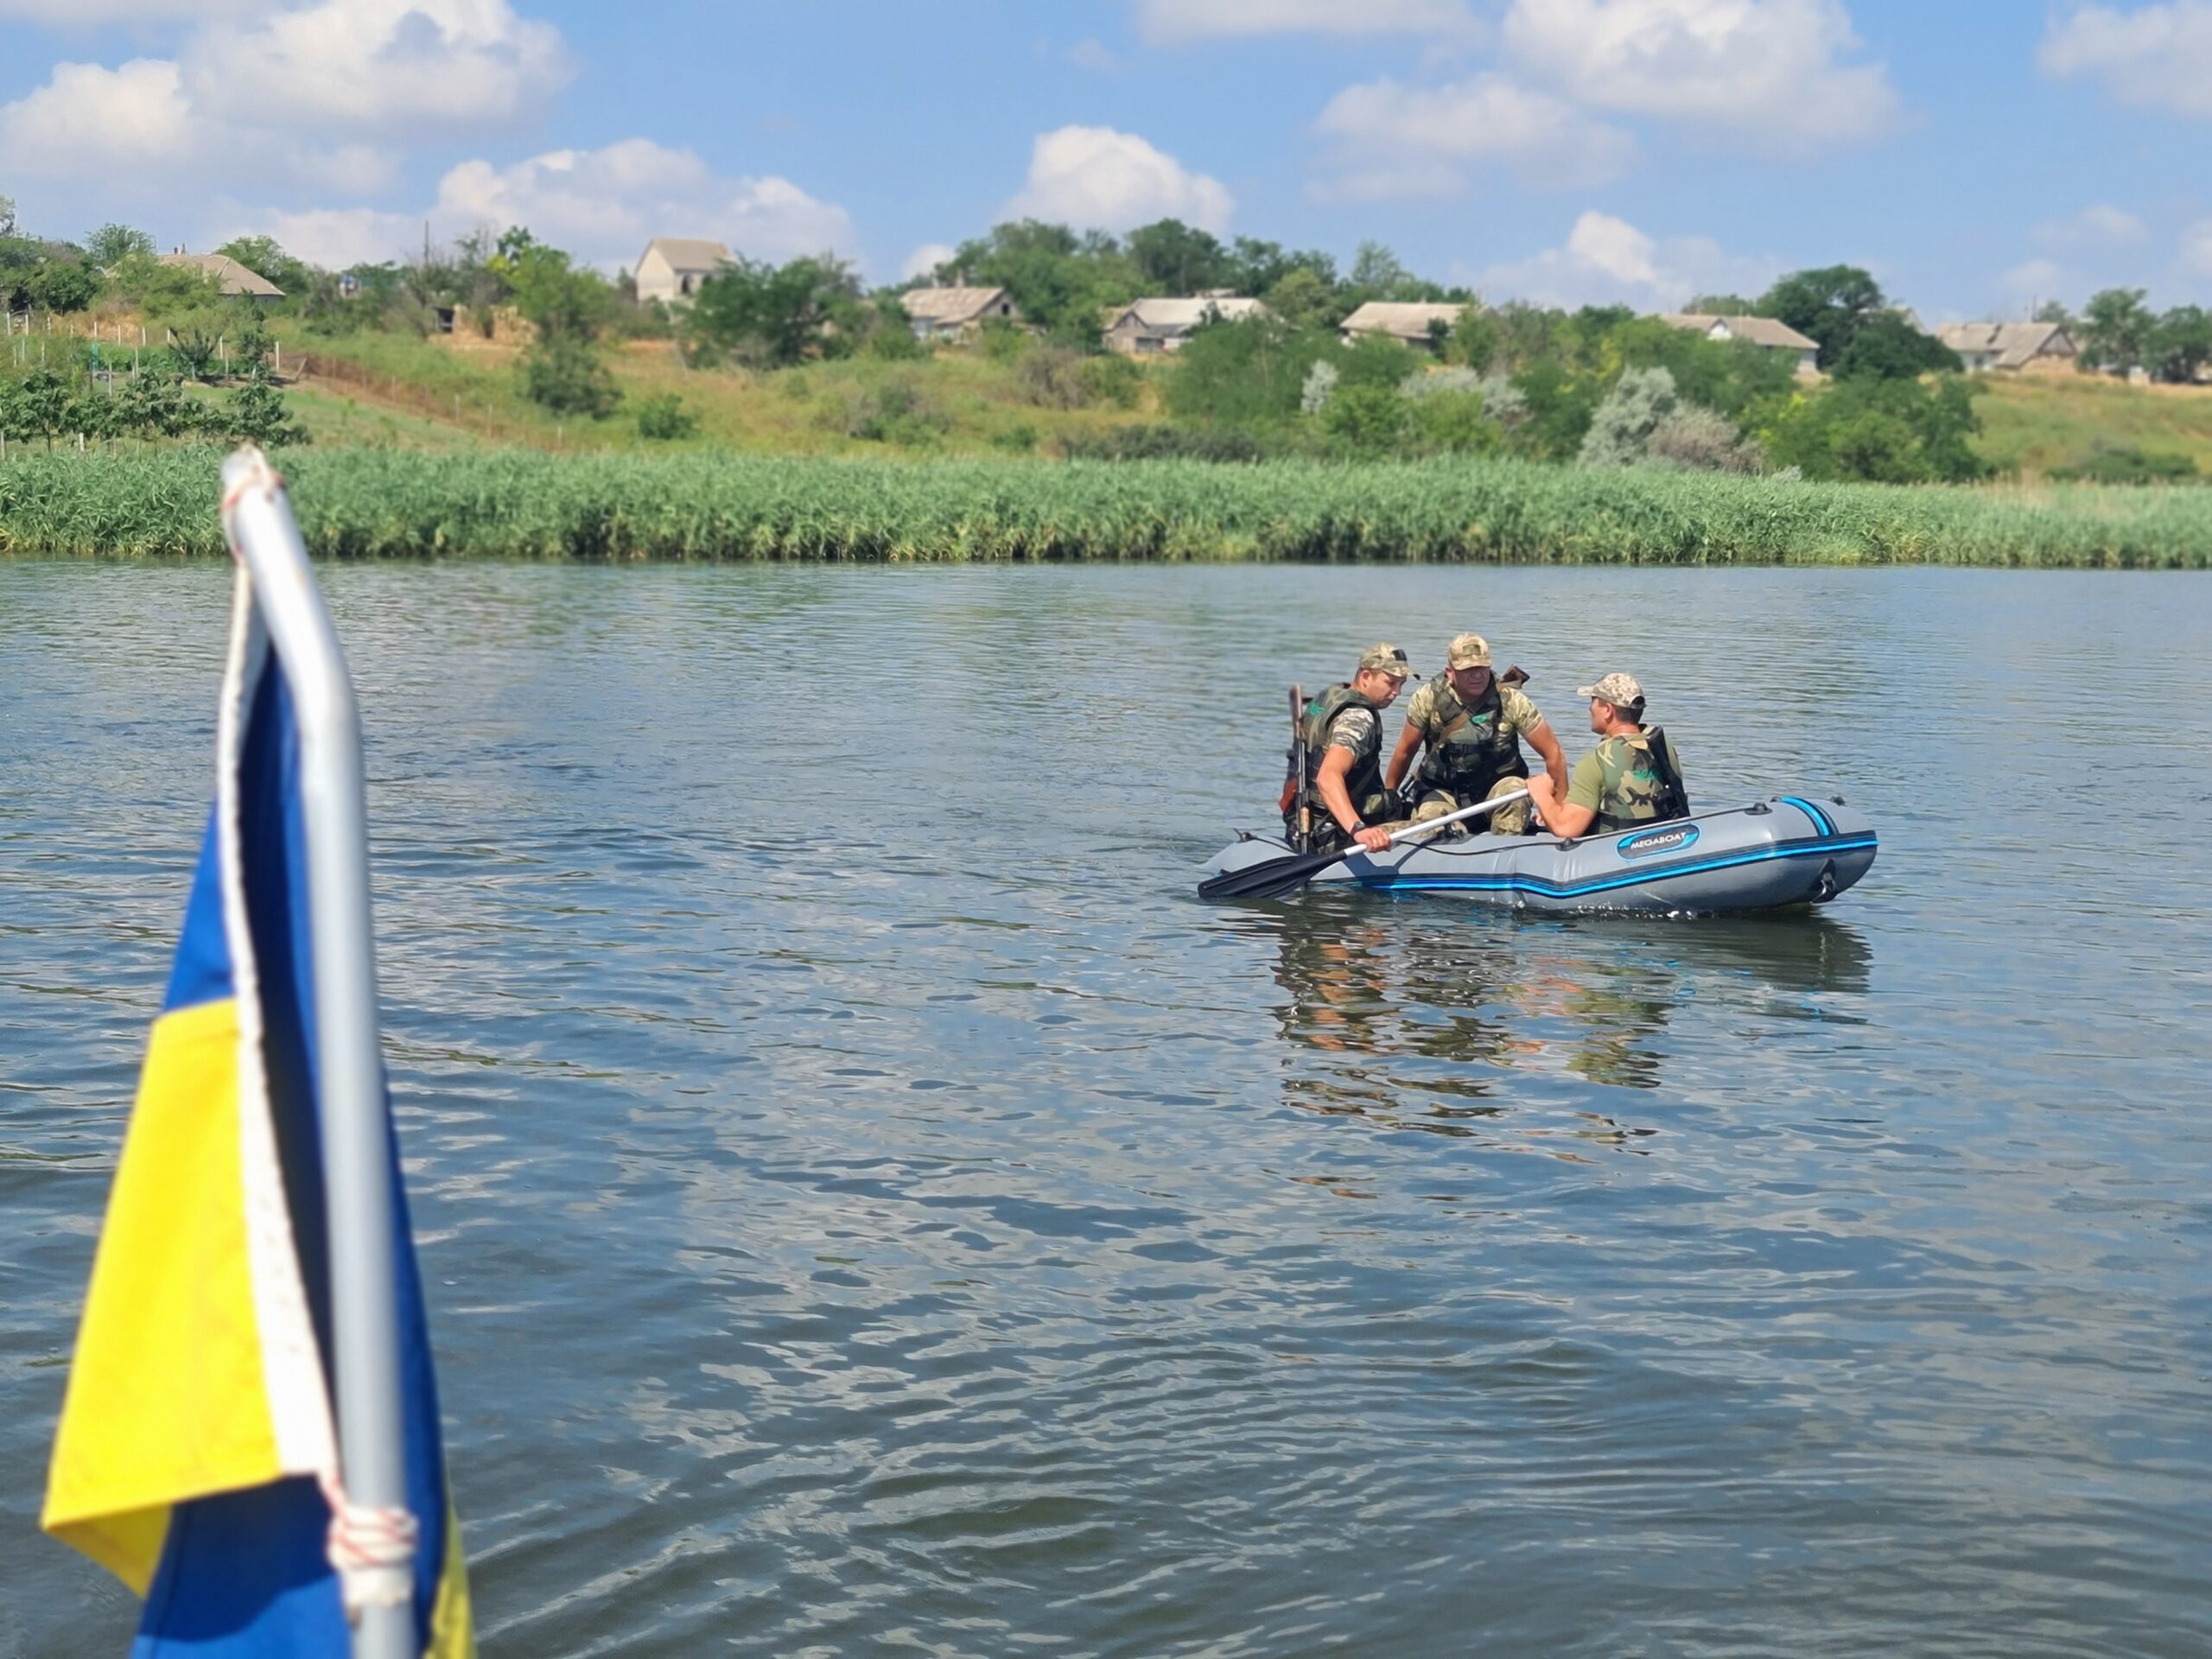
[1239,894,1872,1156]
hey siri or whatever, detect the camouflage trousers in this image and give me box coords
[1409,775,1533,836]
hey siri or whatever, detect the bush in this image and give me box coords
[978,318,1027,360]
[833,381,946,444]
[1321,384,1408,455]
[1300,359,1338,415]
[1643,404,1765,474]
[29,260,99,313]
[1079,353,1142,409]
[634,393,698,442]
[1059,424,1272,462]
[2048,445,2200,485]
[1016,345,1089,409]
[521,336,622,419]
[1579,367,1678,467]
[990,423,1039,453]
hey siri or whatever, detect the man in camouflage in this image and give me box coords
[1525,671,1690,839]
[1288,643,1414,855]
[1385,632,1567,836]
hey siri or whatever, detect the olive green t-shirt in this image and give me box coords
[1566,732,1687,817]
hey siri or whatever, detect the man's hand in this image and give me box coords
[1353,824,1394,853]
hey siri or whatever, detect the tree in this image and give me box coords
[1321,384,1408,455]
[2032,299,2075,327]
[9,371,78,450]
[214,311,309,447]
[114,369,199,440]
[0,195,16,237]
[1126,219,1228,294]
[1349,240,1415,298]
[1262,266,1338,330]
[1757,264,1887,369]
[1828,311,1962,380]
[2075,288,2154,373]
[1579,366,1679,467]
[85,223,156,268]
[688,255,860,367]
[215,235,312,300]
[28,259,99,312]
[1684,293,1758,315]
[2145,305,2212,385]
[1166,314,1336,427]
[1759,376,1987,483]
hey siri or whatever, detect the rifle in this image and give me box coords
[1277,683,1311,853]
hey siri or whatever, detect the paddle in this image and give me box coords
[1198,789,1532,901]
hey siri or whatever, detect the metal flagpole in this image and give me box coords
[219,448,417,1659]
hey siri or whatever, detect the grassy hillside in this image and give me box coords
[276,326,2212,480]
[1971,371,2212,476]
[283,329,1162,456]
[5,447,2207,566]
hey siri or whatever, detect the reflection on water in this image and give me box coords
[3,562,2209,1659]
[1262,895,1872,1122]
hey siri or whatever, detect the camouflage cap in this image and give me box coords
[1357,642,1414,679]
[1446,632,1492,669]
[1577,671,1646,708]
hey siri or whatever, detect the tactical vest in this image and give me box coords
[1591,726,1690,832]
[1414,677,1529,802]
[1287,682,1394,844]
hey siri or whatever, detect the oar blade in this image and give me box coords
[1197,848,1342,901]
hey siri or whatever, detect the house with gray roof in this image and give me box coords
[157,251,283,301]
[899,285,1021,341]
[1338,301,1471,353]
[635,238,732,306]
[1660,313,1821,377]
[1935,321,2079,373]
[1103,294,1269,355]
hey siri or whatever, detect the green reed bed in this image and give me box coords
[2,446,2207,566]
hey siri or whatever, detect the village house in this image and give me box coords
[899,285,1020,341]
[157,251,283,301]
[1103,294,1269,355]
[1660,313,1821,377]
[634,238,733,307]
[1338,301,1471,353]
[1934,321,2079,373]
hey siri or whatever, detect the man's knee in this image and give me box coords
[1485,778,1532,835]
[1409,791,1460,824]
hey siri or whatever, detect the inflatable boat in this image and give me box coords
[1198,796,1877,915]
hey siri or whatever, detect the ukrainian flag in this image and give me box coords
[43,566,472,1657]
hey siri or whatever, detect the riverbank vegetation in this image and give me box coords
[7,196,2208,482]
[3,448,2204,567]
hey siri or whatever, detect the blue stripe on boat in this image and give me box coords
[1359,833,1878,899]
[1778,796,1835,836]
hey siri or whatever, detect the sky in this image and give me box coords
[3,0,2210,321]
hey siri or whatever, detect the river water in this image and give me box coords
[2,562,2207,1657]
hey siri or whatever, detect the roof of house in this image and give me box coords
[899,285,1012,325]
[640,238,733,273]
[1934,321,2077,368]
[1339,301,1469,338]
[1660,313,1819,352]
[158,251,283,298]
[1109,296,1269,332]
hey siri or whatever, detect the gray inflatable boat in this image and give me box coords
[1200,796,1878,915]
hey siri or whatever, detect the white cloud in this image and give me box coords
[2183,221,2212,276]
[0,0,257,17]
[2032,204,2149,248]
[238,206,425,270]
[1998,257,2065,301]
[429,140,855,268]
[1313,73,1637,195]
[0,55,401,193]
[2040,3,2212,117]
[1473,209,1781,308]
[1132,0,1478,42]
[186,0,571,137]
[1062,36,1120,69]
[1502,0,1901,153]
[0,59,195,174]
[901,243,956,281]
[1002,125,1233,233]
